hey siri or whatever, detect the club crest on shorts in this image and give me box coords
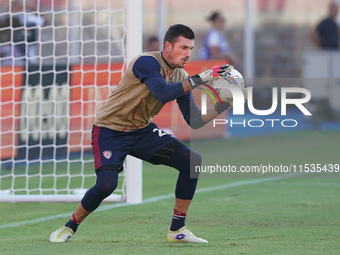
[103,150,112,159]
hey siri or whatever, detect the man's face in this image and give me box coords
[214,15,226,30]
[330,5,338,20]
[165,36,194,68]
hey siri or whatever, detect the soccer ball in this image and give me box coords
[211,68,245,102]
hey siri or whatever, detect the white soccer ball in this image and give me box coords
[211,68,245,102]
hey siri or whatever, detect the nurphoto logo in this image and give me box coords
[201,84,312,128]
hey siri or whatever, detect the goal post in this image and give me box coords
[125,0,143,204]
[0,0,142,203]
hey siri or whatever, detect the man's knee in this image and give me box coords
[96,169,119,197]
[190,150,202,167]
[189,150,201,178]
[81,169,119,212]
[171,146,202,172]
[97,180,117,197]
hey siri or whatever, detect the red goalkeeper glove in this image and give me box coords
[188,64,234,89]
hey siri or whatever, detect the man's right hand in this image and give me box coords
[188,64,234,89]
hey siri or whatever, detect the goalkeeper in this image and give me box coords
[50,24,236,243]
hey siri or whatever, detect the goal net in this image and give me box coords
[0,0,140,202]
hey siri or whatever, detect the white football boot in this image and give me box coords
[167,226,208,243]
[49,226,74,242]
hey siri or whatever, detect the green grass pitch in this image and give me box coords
[0,130,339,254]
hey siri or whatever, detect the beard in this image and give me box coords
[168,51,188,69]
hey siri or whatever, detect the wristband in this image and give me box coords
[188,74,204,89]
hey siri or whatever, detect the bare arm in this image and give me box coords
[182,79,192,94]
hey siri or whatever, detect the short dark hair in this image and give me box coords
[207,11,221,22]
[163,24,195,46]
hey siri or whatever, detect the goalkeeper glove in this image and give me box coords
[188,64,234,89]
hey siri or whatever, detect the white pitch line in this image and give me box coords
[0,174,298,229]
[263,181,340,187]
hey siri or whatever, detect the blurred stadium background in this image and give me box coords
[1,0,339,71]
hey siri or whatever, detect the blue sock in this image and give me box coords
[170,208,187,231]
[65,213,82,233]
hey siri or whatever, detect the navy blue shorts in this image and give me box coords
[92,123,184,172]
